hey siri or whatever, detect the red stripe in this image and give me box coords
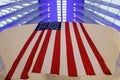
[32,30,52,73]
[65,22,77,76]
[20,30,45,79]
[79,23,111,75]
[50,30,61,75]
[73,22,95,75]
[5,31,37,80]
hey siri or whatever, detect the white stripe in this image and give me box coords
[77,23,103,74]
[30,30,48,73]
[60,22,68,76]
[41,30,56,73]
[69,22,86,75]
[12,31,41,79]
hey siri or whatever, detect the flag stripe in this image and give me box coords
[79,23,111,75]
[65,22,78,76]
[20,30,44,79]
[5,31,37,80]
[60,22,68,75]
[76,23,103,74]
[50,30,61,74]
[69,23,86,75]
[32,30,52,73]
[72,22,95,75]
[13,31,40,79]
[29,30,48,73]
[41,30,56,73]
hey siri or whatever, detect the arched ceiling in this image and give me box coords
[0,0,120,32]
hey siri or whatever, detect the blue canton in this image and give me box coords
[35,22,61,31]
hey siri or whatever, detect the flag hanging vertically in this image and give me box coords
[5,22,111,80]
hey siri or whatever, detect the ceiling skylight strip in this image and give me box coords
[57,0,67,21]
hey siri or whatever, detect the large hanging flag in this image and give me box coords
[5,22,111,80]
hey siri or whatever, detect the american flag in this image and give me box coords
[5,22,111,80]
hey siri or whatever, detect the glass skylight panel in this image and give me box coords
[57,13,61,16]
[102,0,111,3]
[58,17,61,21]
[111,0,120,5]
[0,0,9,6]
[99,5,108,10]
[56,0,67,21]
[114,20,120,27]
[0,8,15,16]
[118,12,120,16]
[0,23,4,28]
[6,19,13,23]
[1,21,7,25]
[11,17,17,20]
[95,20,106,26]
[14,6,23,9]
[22,3,31,7]
[85,0,90,4]
[1,9,10,13]
[23,12,29,15]
[17,14,22,18]
[57,0,61,21]
[84,0,120,31]
[30,1,38,4]
[62,0,67,21]
[107,7,119,14]
[96,12,105,17]
[104,16,115,22]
